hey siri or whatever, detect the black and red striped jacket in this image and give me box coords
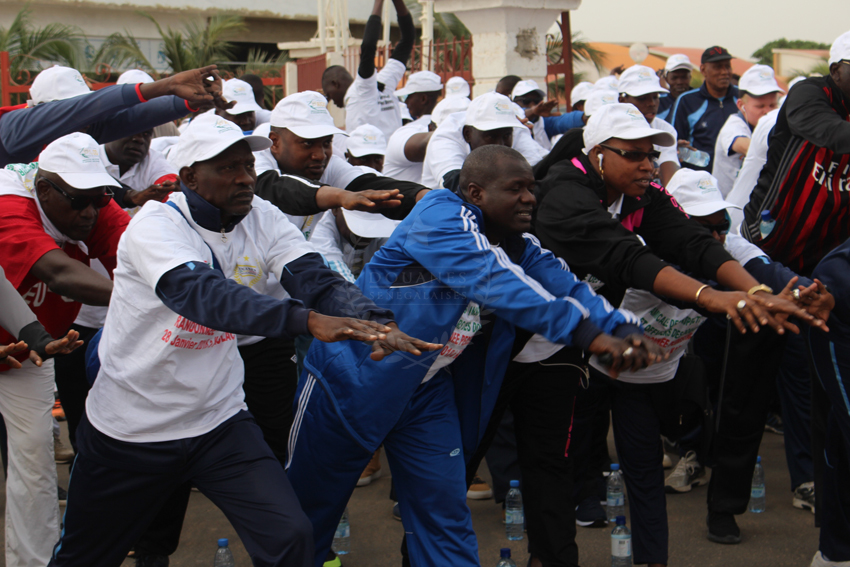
[742,75,850,276]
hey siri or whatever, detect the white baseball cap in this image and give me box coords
[570,81,594,107]
[167,112,273,171]
[117,69,155,85]
[594,75,619,91]
[30,66,91,105]
[583,103,676,154]
[464,92,520,131]
[511,79,545,100]
[446,76,471,98]
[39,133,121,189]
[346,124,387,157]
[665,54,695,73]
[395,71,443,98]
[270,91,347,139]
[341,209,401,238]
[583,89,619,117]
[667,169,741,217]
[222,79,263,115]
[618,65,668,97]
[829,30,850,66]
[432,96,470,126]
[738,65,784,96]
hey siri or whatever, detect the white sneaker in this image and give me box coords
[811,551,850,566]
[664,451,707,493]
[662,453,673,469]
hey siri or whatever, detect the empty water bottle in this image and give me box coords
[749,456,766,513]
[607,464,625,522]
[213,538,235,567]
[332,508,350,555]
[610,516,632,567]
[759,210,775,240]
[678,146,711,168]
[505,480,524,541]
[497,548,517,567]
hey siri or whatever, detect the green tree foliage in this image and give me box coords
[751,39,831,67]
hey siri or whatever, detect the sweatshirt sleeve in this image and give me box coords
[253,170,325,216]
[359,15,382,79]
[86,96,190,146]
[785,80,850,154]
[155,263,313,338]
[400,200,603,350]
[543,112,584,138]
[0,263,37,338]
[0,84,144,163]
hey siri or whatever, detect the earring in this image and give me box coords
[598,154,604,180]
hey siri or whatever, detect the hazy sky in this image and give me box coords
[569,0,849,61]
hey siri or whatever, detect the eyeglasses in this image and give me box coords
[699,211,731,235]
[39,177,113,211]
[599,144,661,163]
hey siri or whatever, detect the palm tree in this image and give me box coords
[96,13,246,74]
[546,31,605,71]
[0,4,87,89]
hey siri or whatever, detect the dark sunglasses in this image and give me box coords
[699,211,731,235]
[39,177,114,211]
[600,144,661,163]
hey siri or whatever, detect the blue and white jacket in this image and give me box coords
[670,82,739,169]
[300,188,641,456]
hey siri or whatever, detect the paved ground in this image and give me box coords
[0,423,818,566]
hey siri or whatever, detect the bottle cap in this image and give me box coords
[510,480,520,488]
[611,463,620,471]
[761,210,772,221]
[500,548,512,558]
[218,538,229,547]
[757,455,761,463]
[615,515,626,526]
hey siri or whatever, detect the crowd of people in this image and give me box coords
[0,0,848,564]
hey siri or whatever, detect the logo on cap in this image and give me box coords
[494,101,513,114]
[759,69,773,80]
[697,177,717,193]
[638,68,653,81]
[79,147,100,163]
[308,99,328,114]
[363,134,378,143]
[214,117,239,132]
[626,108,643,120]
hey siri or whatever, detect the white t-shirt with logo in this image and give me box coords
[344,59,407,141]
[383,115,432,183]
[86,192,315,443]
[712,113,751,197]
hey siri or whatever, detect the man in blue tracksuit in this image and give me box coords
[0,64,224,168]
[287,145,659,567]
[808,238,850,567]
[670,46,739,170]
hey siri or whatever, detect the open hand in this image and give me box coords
[127,180,178,207]
[589,333,662,378]
[141,65,222,108]
[368,322,443,361]
[0,341,28,369]
[779,277,834,325]
[29,329,83,367]
[527,99,560,120]
[307,312,392,343]
[340,189,403,211]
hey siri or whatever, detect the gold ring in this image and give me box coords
[736,299,747,311]
[623,347,634,357]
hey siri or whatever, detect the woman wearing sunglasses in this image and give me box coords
[521,104,829,567]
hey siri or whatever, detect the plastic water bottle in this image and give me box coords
[749,456,766,513]
[213,538,235,567]
[759,210,775,240]
[678,146,711,168]
[606,464,625,522]
[610,516,632,567]
[505,480,524,541]
[332,508,350,555]
[497,548,517,567]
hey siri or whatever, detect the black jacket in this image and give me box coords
[533,130,733,305]
[253,169,426,221]
[742,75,850,276]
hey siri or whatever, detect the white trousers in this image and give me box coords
[0,359,59,567]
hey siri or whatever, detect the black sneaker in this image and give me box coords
[57,485,67,506]
[135,555,169,567]
[575,495,607,528]
[764,413,784,435]
[706,511,741,544]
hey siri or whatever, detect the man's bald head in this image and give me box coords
[459,145,530,196]
[495,75,522,97]
[322,65,354,108]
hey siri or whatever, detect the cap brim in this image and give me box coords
[666,63,694,72]
[703,55,733,63]
[347,147,387,158]
[287,124,348,139]
[341,209,400,238]
[622,85,669,96]
[226,101,263,115]
[466,119,520,131]
[614,126,677,147]
[684,200,741,217]
[178,135,273,170]
[741,86,784,96]
[54,171,122,189]
[514,88,545,99]
[394,87,412,98]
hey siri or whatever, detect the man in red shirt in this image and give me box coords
[0,132,127,567]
